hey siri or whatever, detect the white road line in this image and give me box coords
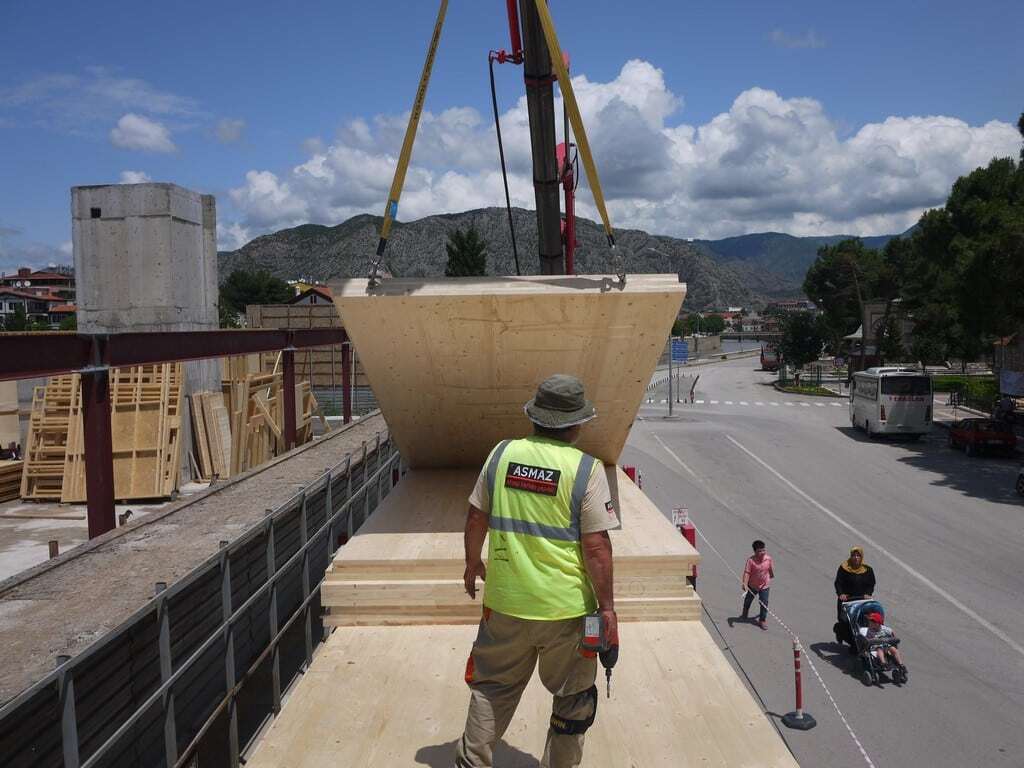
[770,402,780,406]
[815,403,825,407]
[830,403,843,407]
[724,434,1024,660]
[724,400,734,405]
[755,402,764,406]
[709,400,719,405]
[784,402,795,407]
[695,399,705,404]
[660,399,667,403]
[739,401,749,406]
[799,403,811,408]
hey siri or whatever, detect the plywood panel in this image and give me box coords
[330,275,685,468]
[245,622,798,768]
[0,379,19,448]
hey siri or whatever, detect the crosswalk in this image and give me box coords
[648,398,846,408]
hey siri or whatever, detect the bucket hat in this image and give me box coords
[524,374,596,428]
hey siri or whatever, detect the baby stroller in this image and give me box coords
[834,599,908,685]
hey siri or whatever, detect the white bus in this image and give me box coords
[850,367,932,438]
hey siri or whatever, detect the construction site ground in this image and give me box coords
[0,412,387,704]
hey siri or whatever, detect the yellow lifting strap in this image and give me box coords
[531,0,620,274]
[370,0,449,284]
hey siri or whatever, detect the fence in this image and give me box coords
[0,431,400,768]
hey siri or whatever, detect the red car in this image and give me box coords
[948,418,1017,456]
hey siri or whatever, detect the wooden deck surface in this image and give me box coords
[245,621,798,768]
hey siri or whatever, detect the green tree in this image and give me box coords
[219,269,293,325]
[4,304,28,331]
[779,312,826,386]
[803,239,875,354]
[444,226,488,277]
[671,318,686,337]
[701,315,726,334]
[59,314,77,331]
[877,314,906,363]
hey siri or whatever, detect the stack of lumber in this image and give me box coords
[321,467,701,627]
[20,364,184,503]
[189,392,232,481]
[20,376,78,500]
[0,460,22,503]
[0,379,19,450]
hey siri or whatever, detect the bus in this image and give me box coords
[850,367,932,438]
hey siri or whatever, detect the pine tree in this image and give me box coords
[444,226,488,277]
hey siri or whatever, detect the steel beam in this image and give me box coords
[282,349,297,450]
[81,371,115,539]
[340,341,352,424]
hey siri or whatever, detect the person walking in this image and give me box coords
[740,540,774,630]
[833,546,876,648]
[455,374,619,768]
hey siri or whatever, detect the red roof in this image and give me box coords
[49,304,76,313]
[0,270,73,281]
[0,288,65,303]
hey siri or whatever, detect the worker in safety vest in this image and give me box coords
[454,374,618,768]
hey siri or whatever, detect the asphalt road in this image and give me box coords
[624,356,1024,768]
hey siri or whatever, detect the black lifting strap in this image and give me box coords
[549,685,598,735]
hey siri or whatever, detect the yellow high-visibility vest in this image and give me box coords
[482,436,597,620]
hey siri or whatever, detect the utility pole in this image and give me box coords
[668,336,674,416]
[518,0,563,274]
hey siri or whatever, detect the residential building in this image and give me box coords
[289,286,333,305]
[0,266,75,302]
[0,288,65,326]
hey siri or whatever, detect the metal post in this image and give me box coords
[264,518,281,714]
[282,346,297,450]
[782,639,816,729]
[299,493,313,667]
[360,441,369,528]
[49,540,60,559]
[340,340,352,424]
[157,594,178,765]
[58,667,81,768]
[346,455,355,539]
[668,337,674,416]
[325,471,336,558]
[219,548,240,767]
[81,370,115,539]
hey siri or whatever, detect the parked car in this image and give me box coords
[1017,466,1024,496]
[947,418,1017,457]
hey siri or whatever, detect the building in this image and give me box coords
[0,266,76,302]
[0,288,68,326]
[766,298,816,314]
[289,286,333,305]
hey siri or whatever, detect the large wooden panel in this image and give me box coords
[245,622,798,768]
[330,275,685,468]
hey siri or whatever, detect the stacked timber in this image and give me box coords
[20,365,184,503]
[321,467,701,626]
[0,460,22,502]
[0,379,19,451]
[189,392,232,481]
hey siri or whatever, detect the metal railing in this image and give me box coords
[0,431,400,768]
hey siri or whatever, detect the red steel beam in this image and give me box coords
[340,342,352,424]
[81,370,116,538]
[0,329,347,382]
[282,349,297,450]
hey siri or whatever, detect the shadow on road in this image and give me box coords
[834,426,1022,506]
[809,640,859,678]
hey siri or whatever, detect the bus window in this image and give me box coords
[881,376,931,396]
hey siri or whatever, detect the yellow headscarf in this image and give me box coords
[840,546,868,575]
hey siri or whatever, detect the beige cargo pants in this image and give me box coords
[454,609,598,768]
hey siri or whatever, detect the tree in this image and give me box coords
[779,312,826,386]
[4,304,28,331]
[444,226,488,277]
[803,240,875,354]
[671,318,686,337]
[59,314,77,331]
[219,269,293,324]
[876,315,906,364]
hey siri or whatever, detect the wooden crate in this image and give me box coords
[0,460,22,503]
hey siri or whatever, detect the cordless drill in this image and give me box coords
[582,612,619,698]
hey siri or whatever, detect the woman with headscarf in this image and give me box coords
[834,546,876,623]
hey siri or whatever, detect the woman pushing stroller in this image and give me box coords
[834,546,874,619]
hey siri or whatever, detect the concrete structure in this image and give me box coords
[71,183,221,480]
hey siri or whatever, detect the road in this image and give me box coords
[624,356,1023,768]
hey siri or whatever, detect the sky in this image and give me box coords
[1,0,1022,272]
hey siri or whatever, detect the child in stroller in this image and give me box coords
[836,600,908,685]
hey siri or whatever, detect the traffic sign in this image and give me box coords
[671,339,689,363]
[671,507,689,527]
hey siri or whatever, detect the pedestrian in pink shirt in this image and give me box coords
[740,540,774,630]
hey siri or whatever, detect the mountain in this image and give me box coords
[217,208,762,311]
[693,228,914,298]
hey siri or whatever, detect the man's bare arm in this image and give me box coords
[464,504,488,598]
[582,530,618,644]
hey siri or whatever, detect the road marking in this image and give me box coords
[710,400,719,405]
[724,434,1024,660]
[660,399,667,403]
[830,402,843,407]
[784,402,795,407]
[694,399,705,404]
[770,402,779,406]
[799,403,811,408]
[739,401,749,406]
[815,403,825,407]
[755,402,764,406]
[724,400,734,405]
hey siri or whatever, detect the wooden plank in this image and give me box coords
[0,379,19,449]
[244,622,798,768]
[330,275,685,468]
[190,393,213,480]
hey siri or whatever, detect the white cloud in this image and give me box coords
[217,221,251,250]
[302,136,326,155]
[770,28,826,49]
[59,241,73,256]
[0,226,72,274]
[119,169,152,184]
[110,113,176,153]
[224,59,1021,242]
[215,118,245,143]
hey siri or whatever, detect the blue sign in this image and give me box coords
[671,339,689,363]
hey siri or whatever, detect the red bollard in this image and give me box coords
[672,508,698,586]
[782,640,817,730]
[622,465,637,485]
